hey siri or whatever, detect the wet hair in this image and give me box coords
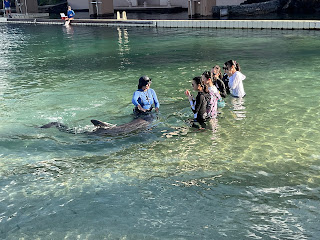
[193,76,209,93]
[224,60,241,72]
[138,75,151,89]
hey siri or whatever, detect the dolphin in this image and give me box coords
[40,117,151,136]
[90,118,150,136]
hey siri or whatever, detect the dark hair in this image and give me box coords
[193,76,209,93]
[138,75,151,89]
[202,71,211,80]
[224,60,241,72]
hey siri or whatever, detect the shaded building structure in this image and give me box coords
[188,0,246,16]
[67,0,187,12]
[67,0,114,17]
[15,0,39,14]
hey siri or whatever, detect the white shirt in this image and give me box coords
[208,85,219,94]
[228,71,246,98]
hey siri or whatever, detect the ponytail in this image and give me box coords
[193,76,209,93]
[235,61,241,72]
[202,71,211,80]
[224,60,241,72]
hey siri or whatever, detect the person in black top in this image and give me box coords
[221,72,230,95]
[221,65,231,95]
[185,76,211,129]
[211,65,228,98]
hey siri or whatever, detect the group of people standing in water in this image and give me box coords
[131,60,246,129]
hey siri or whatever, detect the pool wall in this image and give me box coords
[2,18,320,30]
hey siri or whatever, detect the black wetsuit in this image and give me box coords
[214,78,227,98]
[192,92,208,124]
[221,73,230,95]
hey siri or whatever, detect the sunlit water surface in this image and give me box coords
[0,24,320,239]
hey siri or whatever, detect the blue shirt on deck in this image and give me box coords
[4,0,11,8]
[67,10,75,18]
[132,88,159,110]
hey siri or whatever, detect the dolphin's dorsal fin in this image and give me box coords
[91,119,116,128]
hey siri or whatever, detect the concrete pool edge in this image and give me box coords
[2,18,320,30]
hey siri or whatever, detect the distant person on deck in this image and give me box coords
[65,6,75,25]
[3,0,12,18]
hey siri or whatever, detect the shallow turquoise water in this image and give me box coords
[1,24,320,239]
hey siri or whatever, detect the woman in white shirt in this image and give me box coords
[223,60,246,98]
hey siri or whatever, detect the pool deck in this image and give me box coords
[1,17,320,30]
